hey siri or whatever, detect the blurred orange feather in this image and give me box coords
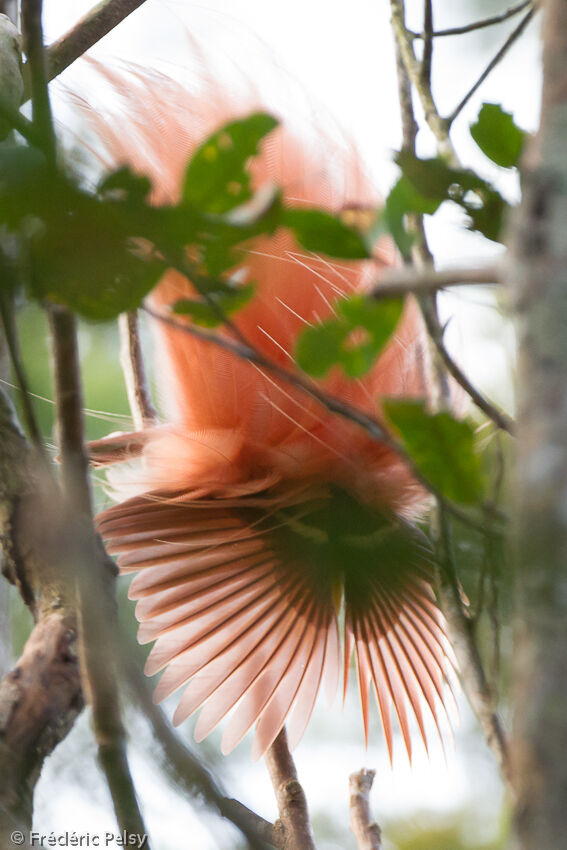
[87,65,455,761]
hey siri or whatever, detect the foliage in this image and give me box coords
[384,399,485,504]
[0,103,516,512]
[384,102,526,256]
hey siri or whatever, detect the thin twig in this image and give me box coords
[118,311,157,430]
[394,28,418,152]
[370,264,500,298]
[44,0,148,84]
[413,1,534,38]
[0,90,39,144]
[390,0,512,792]
[420,0,433,89]
[420,304,516,434]
[438,507,512,793]
[47,308,92,513]
[390,0,453,157]
[264,728,316,850]
[447,7,536,126]
[391,2,515,433]
[48,304,150,846]
[20,0,55,164]
[349,770,382,850]
[123,656,275,850]
[0,286,45,451]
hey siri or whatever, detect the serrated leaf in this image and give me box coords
[183,113,278,214]
[470,103,526,169]
[283,208,370,259]
[384,399,485,504]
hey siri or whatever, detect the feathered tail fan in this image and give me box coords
[85,64,456,761]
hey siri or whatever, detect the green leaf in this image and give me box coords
[295,295,403,378]
[198,190,283,277]
[395,151,508,244]
[29,193,166,320]
[0,144,51,226]
[295,319,347,377]
[98,166,152,203]
[384,399,485,504]
[173,282,256,327]
[462,187,506,243]
[384,177,441,257]
[183,113,278,214]
[470,103,526,169]
[283,208,370,259]
[396,151,486,198]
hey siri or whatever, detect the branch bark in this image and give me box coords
[349,769,382,850]
[0,612,82,838]
[118,311,157,430]
[369,264,500,298]
[124,657,275,849]
[48,306,149,846]
[264,728,316,850]
[0,387,83,842]
[510,0,567,845]
[44,0,148,84]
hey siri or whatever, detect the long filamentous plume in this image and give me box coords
[84,62,456,762]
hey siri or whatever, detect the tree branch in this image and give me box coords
[48,305,149,846]
[437,509,512,792]
[264,728,316,850]
[0,612,82,838]
[447,6,537,126]
[369,263,500,298]
[123,657,275,850]
[0,89,39,144]
[44,0,148,84]
[118,311,157,431]
[0,284,44,451]
[390,0,453,157]
[413,1,534,38]
[510,0,567,843]
[349,769,382,850]
[0,386,82,841]
[21,0,55,164]
[420,0,433,89]
[419,299,516,434]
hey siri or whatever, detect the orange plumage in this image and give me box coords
[87,66,455,761]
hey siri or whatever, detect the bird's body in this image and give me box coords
[90,66,454,761]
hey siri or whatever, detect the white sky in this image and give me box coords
[34,2,541,847]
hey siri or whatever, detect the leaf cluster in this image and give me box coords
[385,102,526,256]
[0,112,369,322]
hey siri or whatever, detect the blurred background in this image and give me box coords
[3,1,541,847]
